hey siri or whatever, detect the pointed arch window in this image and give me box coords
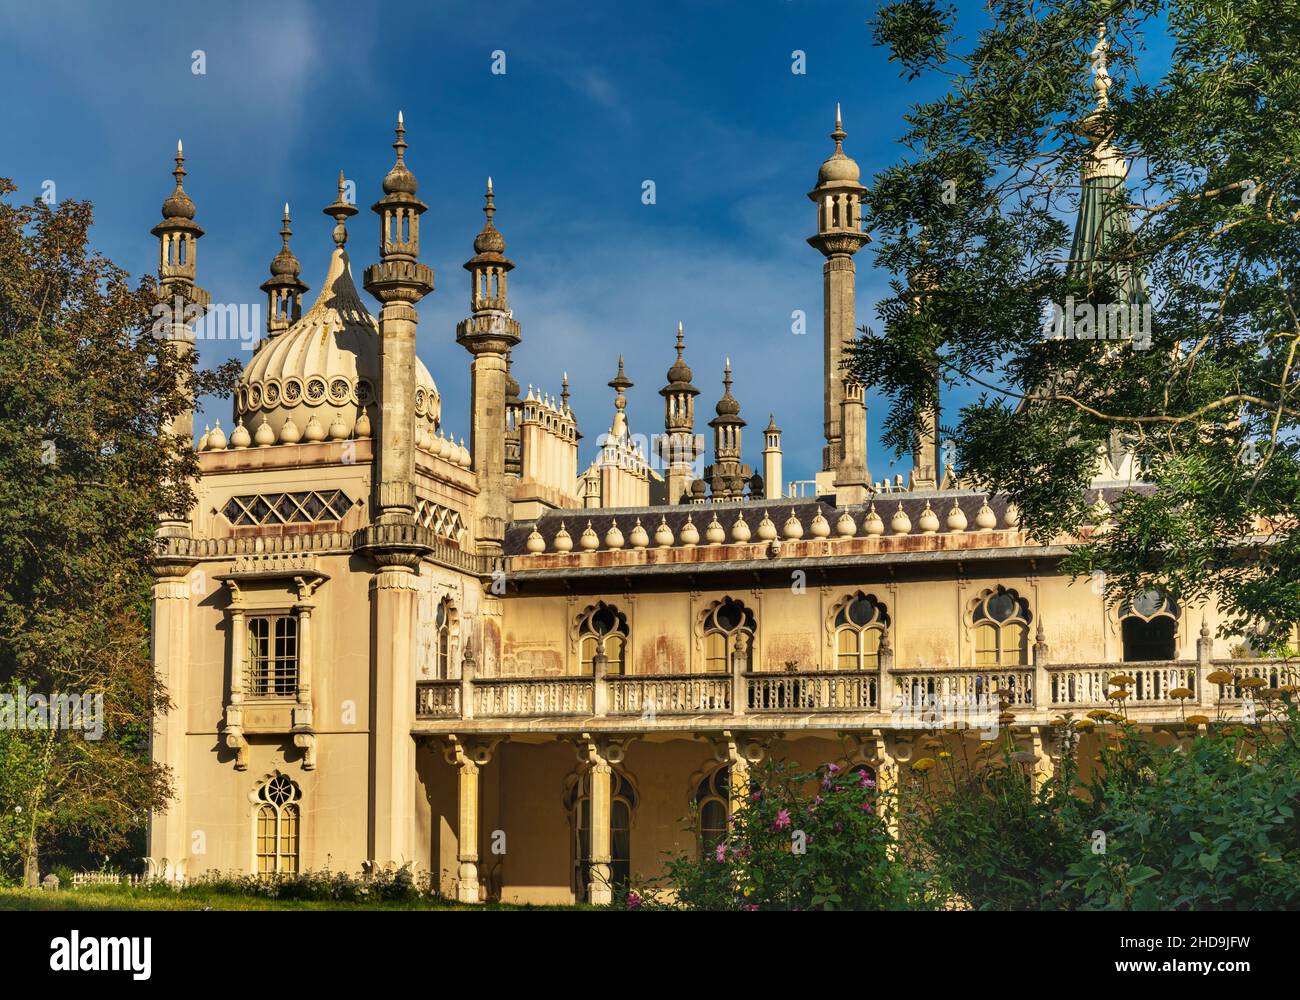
[704,599,756,673]
[972,587,1032,667]
[577,603,628,676]
[833,593,890,670]
[1120,590,1180,662]
[255,773,300,875]
[434,597,457,679]
[568,770,635,903]
[696,766,731,855]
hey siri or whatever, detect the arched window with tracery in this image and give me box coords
[434,597,456,679]
[254,772,300,875]
[833,593,890,670]
[577,603,628,675]
[971,587,1032,666]
[567,770,635,903]
[695,766,731,854]
[703,598,756,673]
[1119,590,1179,662]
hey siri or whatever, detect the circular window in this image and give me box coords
[248,384,262,409]
[591,606,617,636]
[847,597,876,627]
[283,378,303,404]
[329,378,350,404]
[306,377,327,403]
[264,380,281,405]
[356,379,373,405]
[987,593,1016,622]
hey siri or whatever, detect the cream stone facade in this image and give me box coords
[147,95,1293,906]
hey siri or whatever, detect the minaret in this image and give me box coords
[503,349,522,478]
[456,176,521,553]
[359,114,436,872]
[762,415,783,500]
[150,140,210,470]
[907,255,940,491]
[147,140,210,881]
[362,113,436,528]
[704,359,752,500]
[808,105,870,495]
[608,355,633,440]
[659,322,701,505]
[259,203,308,340]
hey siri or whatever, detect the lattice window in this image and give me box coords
[971,587,1032,667]
[577,603,629,676]
[247,615,298,697]
[703,599,756,673]
[415,499,467,543]
[833,593,890,670]
[255,772,300,875]
[222,490,353,526]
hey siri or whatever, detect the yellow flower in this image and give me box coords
[1168,687,1193,700]
[1074,719,1096,731]
[1240,676,1267,689]
[1206,670,1234,686]
[938,751,952,759]
[1108,674,1136,686]
[911,758,937,773]
[1185,714,1210,726]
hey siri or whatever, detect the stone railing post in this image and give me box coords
[460,647,476,720]
[1033,621,1050,710]
[1197,616,1213,707]
[878,630,895,712]
[731,637,748,716]
[592,651,609,717]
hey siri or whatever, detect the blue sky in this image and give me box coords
[0,0,1164,486]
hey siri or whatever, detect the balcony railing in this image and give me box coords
[414,655,1298,725]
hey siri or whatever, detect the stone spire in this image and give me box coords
[260,203,309,338]
[457,176,521,554]
[362,113,436,533]
[608,355,633,439]
[762,414,783,500]
[704,359,752,500]
[808,106,870,495]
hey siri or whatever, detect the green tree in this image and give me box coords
[856,1,1300,646]
[0,178,239,884]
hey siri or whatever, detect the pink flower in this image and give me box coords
[742,903,758,911]
[715,842,727,862]
[860,800,874,814]
[858,771,875,789]
[826,763,841,774]
[773,808,792,831]
[626,891,642,909]
[751,790,761,801]
[813,795,824,807]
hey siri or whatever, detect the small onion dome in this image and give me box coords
[747,471,764,497]
[765,414,780,435]
[230,420,251,449]
[197,425,211,451]
[355,408,372,437]
[267,204,303,277]
[381,112,419,195]
[208,420,227,450]
[416,424,432,451]
[662,321,698,393]
[690,479,707,499]
[705,513,725,546]
[553,522,574,552]
[279,415,302,444]
[654,517,675,547]
[254,415,276,447]
[328,412,349,440]
[472,177,507,255]
[864,502,885,535]
[946,500,968,533]
[680,515,700,546]
[782,509,804,540]
[731,514,751,543]
[975,500,997,531]
[605,519,625,549]
[836,510,857,537]
[579,521,600,550]
[890,502,912,535]
[435,431,451,460]
[458,437,471,467]
[303,414,326,442]
[815,105,862,186]
[160,141,197,221]
[1004,502,1021,528]
[809,511,831,538]
[526,527,546,554]
[629,517,649,549]
[757,511,778,540]
[713,359,742,418]
[918,501,939,534]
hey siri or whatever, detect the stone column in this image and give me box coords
[148,561,194,878]
[821,255,856,471]
[469,348,510,550]
[587,757,613,905]
[592,651,609,717]
[456,753,481,903]
[731,636,749,716]
[368,559,420,867]
[222,585,249,770]
[835,378,869,503]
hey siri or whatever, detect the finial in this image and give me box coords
[324,169,358,248]
[280,203,292,246]
[483,177,496,225]
[676,320,685,357]
[609,355,633,401]
[1090,22,1111,110]
[831,105,846,150]
[393,110,407,164]
[487,175,494,193]
[561,372,570,407]
[174,139,186,185]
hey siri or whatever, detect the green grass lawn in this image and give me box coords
[0,886,576,911]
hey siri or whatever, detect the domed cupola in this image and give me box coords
[234,172,439,442]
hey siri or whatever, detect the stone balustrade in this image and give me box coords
[415,656,1297,728]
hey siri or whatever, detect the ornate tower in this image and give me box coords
[150,140,210,467]
[359,115,436,870]
[907,255,940,491]
[457,177,521,553]
[260,203,308,340]
[704,360,752,500]
[659,322,701,505]
[147,140,210,879]
[363,113,436,528]
[762,415,783,500]
[808,106,870,495]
